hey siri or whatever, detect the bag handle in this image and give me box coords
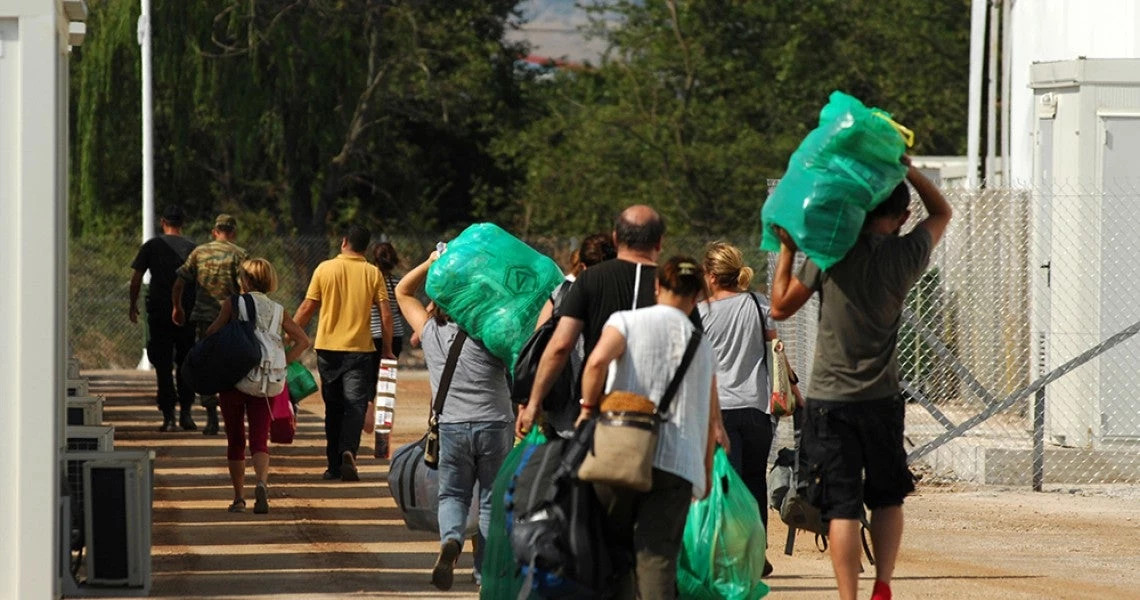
[235,293,258,325]
[431,329,468,418]
[656,329,703,418]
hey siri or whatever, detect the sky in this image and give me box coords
[508,0,608,63]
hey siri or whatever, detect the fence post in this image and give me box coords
[1032,386,1045,491]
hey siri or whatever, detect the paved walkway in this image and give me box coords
[86,369,1140,599]
[91,369,477,599]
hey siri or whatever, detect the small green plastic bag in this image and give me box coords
[426,223,564,371]
[678,448,770,600]
[286,361,318,403]
[761,91,912,271]
[480,427,547,600]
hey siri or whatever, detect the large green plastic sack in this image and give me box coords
[678,448,770,600]
[480,427,547,600]
[426,223,564,371]
[760,91,913,271]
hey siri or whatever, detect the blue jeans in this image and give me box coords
[437,421,513,553]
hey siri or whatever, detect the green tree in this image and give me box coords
[485,0,970,238]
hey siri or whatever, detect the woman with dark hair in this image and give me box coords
[576,256,720,599]
[368,242,407,360]
[395,251,514,591]
[532,233,617,435]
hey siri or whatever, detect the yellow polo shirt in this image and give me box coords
[305,254,388,352]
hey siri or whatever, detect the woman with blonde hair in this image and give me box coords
[205,258,310,514]
[698,241,788,576]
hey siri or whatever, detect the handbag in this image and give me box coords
[768,339,799,417]
[747,292,799,417]
[577,329,703,492]
[182,295,261,395]
[422,330,468,470]
[267,386,296,444]
[286,361,319,403]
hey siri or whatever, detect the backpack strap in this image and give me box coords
[657,329,703,418]
[431,330,468,418]
[269,301,283,332]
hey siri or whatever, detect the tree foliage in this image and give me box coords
[485,0,971,238]
[72,0,970,242]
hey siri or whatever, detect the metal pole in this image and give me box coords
[136,0,154,371]
[985,0,999,185]
[1000,0,1012,184]
[1032,386,1045,491]
[966,0,987,188]
[138,0,154,244]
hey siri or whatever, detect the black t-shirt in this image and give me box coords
[131,234,197,313]
[559,258,702,357]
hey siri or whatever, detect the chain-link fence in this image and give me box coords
[69,185,1140,487]
[67,231,741,370]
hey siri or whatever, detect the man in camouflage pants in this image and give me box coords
[172,214,248,435]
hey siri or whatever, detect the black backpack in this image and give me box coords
[182,295,262,394]
[511,281,575,412]
[505,419,626,599]
[767,412,874,563]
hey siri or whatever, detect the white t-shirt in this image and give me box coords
[603,305,715,498]
[697,292,776,413]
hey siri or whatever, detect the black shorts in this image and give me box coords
[801,395,915,522]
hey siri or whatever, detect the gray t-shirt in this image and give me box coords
[697,292,776,412]
[421,319,514,424]
[798,228,934,401]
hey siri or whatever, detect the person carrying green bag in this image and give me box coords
[678,447,770,600]
[286,361,319,405]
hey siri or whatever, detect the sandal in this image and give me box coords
[227,499,246,513]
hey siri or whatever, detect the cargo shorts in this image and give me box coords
[801,395,916,522]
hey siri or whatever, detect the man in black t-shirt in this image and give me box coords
[516,205,666,438]
[129,205,198,432]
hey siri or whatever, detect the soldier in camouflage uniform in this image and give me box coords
[172,214,249,435]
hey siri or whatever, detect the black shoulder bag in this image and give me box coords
[422,330,468,469]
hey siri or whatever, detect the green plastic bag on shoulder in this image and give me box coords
[480,427,548,600]
[678,448,770,600]
[426,223,565,371]
[760,91,913,271]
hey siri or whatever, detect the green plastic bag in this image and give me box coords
[286,361,318,403]
[760,91,913,271]
[678,448,770,600]
[481,427,547,600]
[426,223,564,371]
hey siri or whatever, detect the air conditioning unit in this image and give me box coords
[66,396,104,426]
[66,425,114,452]
[66,378,89,398]
[82,451,153,590]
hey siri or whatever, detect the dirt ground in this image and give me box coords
[89,369,1140,600]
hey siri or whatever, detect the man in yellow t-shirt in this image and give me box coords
[295,226,395,481]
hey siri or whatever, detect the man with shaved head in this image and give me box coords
[516,204,668,438]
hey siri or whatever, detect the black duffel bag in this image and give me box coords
[182,295,261,395]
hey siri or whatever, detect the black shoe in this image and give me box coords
[340,451,359,482]
[431,540,461,591]
[321,470,341,480]
[179,412,198,432]
[159,418,177,433]
[202,410,220,435]
[763,559,774,578]
[254,482,269,514]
